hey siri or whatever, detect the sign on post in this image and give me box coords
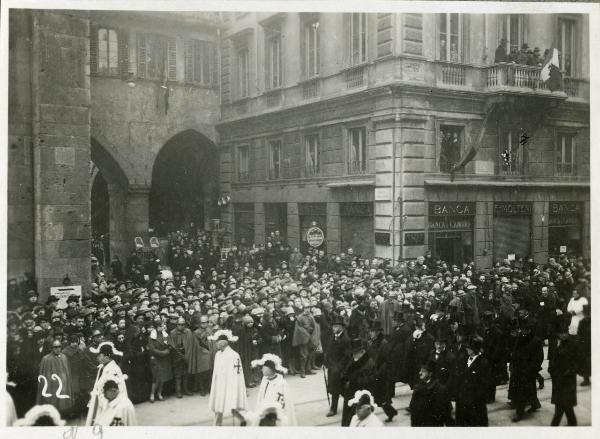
[560,245,567,253]
[150,237,159,248]
[306,227,325,248]
[50,285,82,309]
[134,237,145,249]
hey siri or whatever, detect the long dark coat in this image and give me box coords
[147,333,174,383]
[409,379,454,426]
[259,318,282,357]
[367,334,393,404]
[577,316,591,378]
[455,355,491,426]
[387,323,412,383]
[340,351,377,400]
[427,348,455,387]
[508,332,544,406]
[549,337,578,407]
[325,330,351,395]
[404,331,435,388]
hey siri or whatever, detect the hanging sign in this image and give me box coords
[306,227,325,248]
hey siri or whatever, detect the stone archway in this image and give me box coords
[150,130,219,236]
[91,138,130,270]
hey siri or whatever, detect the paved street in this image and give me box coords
[70,356,591,427]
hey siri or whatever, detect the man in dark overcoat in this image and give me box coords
[340,339,376,427]
[455,336,491,426]
[409,360,454,426]
[325,315,351,417]
[549,315,578,426]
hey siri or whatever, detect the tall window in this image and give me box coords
[438,14,461,62]
[439,126,462,173]
[304,19,320,77]
[237,145,249,181]
[350,13,367,65]
[98,28,119,75]
[500,130,527,175]
[305,135,320,176]
[348,127,367,174]
[237,47,249,98]
[137,34,167,81]
[500,15,526,56]
[185,39,214,85]
[556,133,576,176]
[265,31,282,89]
[558,18,576,76]
[269,140,282,179]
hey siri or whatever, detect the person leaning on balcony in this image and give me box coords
[494,38,508,63]
[528,47,543,67]
[517,44,530,65]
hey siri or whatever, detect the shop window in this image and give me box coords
[348,127,367,174]
[556,133,577,176]
[234,203,255,246]
[439,125,463,173]
[438,14,462,62]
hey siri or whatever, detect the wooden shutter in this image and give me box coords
[167,37,177,81]
[118,29,129,79]
[90,25,99,75]
[184,39,193,83]
[137,33,146,79]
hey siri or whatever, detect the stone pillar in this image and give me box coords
[126,185,150,247]
[32,10,91,300]
[475,201,493,268]
[374,119,395,260]
[326,203,341,255]
[533,200,548,264]
[287,203,300,250]
[254,202,265,245]
[107,184,129,265]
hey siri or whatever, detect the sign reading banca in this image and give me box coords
[306,226,325,248]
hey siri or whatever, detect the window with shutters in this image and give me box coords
[265,29,282,89]
[268,140,282,180]
[90,27,128,77]
[438,14,462,62]
[237,145,250,182]
[556,133,577,176]
[348,127,367,174]
[558,18,577,76]
[303,18,320,78]
[305,134,320,176]
[185,39,215,86]
[499,15,526,56]
[237,47,250,98]
[349,13,367,65]
[137,33,167,81]
[439,125,463,173]
[499,130,527,176]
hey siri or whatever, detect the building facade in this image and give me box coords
[8,10,590,297]
[217,12,590,267]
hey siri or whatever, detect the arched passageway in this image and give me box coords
[150,130,219,236]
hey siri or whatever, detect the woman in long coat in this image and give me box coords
[258,312,282,357]
[147,322,173,402]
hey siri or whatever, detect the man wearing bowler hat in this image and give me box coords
[340,338,376,427]
[455,335,491,426]
[325,314,350,417]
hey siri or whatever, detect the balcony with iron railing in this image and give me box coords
[221,56,589,122]
[348,160,368,175]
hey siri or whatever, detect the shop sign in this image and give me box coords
[493,202,532,216]
[429,217,473,230]
[560,245,567,253]
[405,232,424,246]
[50,285,82,310]
[340,203,373,217]
[298,203,327,216]
[549,202,583,215]
[429,202,475,216]
[549,215,580,226]
[306,226,325,247]
[375,232,390,246]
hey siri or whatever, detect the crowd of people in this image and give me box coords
[494,39,549,66]
[5,225,592,427]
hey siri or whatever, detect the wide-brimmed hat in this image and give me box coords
[348,389,378,410]
[89,341,123,357]
[208,329,238,342]
[13,404,66,426]
[251,353,287,374]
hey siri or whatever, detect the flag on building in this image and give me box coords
[540,48,563,92]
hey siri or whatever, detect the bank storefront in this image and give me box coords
[493,202,532,262]
[548,201,583,257]
[427,202,475,266]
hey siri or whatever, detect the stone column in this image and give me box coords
[254,202,265,245]
[326,202,341,255]
[32,10,91,300]
[287,203,300,250]
[107,183,129,265]
[126,185,150,247]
